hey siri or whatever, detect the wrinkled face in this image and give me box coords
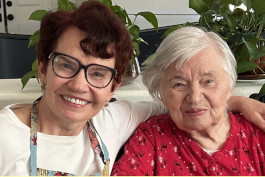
[160,46,231,132]
[38,27,119,123]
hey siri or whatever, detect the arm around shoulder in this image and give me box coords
[227,96,265,132]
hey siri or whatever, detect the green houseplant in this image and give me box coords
[161,0,265,94]
[22,0,158,89]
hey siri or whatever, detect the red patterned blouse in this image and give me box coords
[111,112,265,176]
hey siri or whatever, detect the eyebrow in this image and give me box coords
[199,71,216,77]
[169,71,216,81]
[169,75,186,82]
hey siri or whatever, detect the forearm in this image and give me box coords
[227,96,247,112]
[227,96,265,131]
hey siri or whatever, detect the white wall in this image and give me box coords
[112,0,199,29]
[0,0,199,35]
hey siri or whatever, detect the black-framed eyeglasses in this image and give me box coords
[49,52,117,88]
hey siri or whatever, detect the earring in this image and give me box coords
[105,100,109,107]
[41,83,46,90]
[40,79,46,90]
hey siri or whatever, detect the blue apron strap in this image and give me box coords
[87,120,110,163]
[29,97,40,176]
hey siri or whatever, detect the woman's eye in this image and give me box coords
[205,80,214,84]
[92,72,104,77]
[175,83,183,87]
[62,64,72,69]
[204,79,216,87]
[173,82,185,88]
[59,63,75,71]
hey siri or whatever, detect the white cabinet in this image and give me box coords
[0,0,5,32]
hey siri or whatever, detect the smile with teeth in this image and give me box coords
[63,96,87,105]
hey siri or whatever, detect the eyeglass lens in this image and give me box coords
[52,54,114,88]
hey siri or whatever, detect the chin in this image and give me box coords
[183,121,211,132]
[58,107,87,120]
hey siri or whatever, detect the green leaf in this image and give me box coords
[259,83,265,94]
[257,14,265,39]
[189,0,208,14]
[242,38,259,59]
[32,59,38,70]
[252,0,265,15]
[28,30,40,48]
[162,24,185,38]
[219,3,231,14]
[132,41,140,57]
[240,0,252,10]
[223,14,236,32]
[233,0,243,6]
[237,61,258,73]
[21,70,39,90]
[233,8,245,17]
[239,45,250,61]
[136,11,158,30]
[142,53,155,66]
[257,46,265,59]
[212,23,222,33]
[128,24,140,38]
[111,5,131,25]
[101,0,112,7]
[57,0,77,11]
[135,36,147,44]
[29,10,48,21]
[128,24,147,49]
[198,14,214,27]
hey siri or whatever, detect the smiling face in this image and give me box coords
[160,46,232,132]
[38,27,119,126]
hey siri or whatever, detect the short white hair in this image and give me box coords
[142,26,237,101]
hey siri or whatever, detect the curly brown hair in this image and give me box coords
[37,1,133,84]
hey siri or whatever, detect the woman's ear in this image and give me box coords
[226,90,232,103]
[107,82,121,101]
[38,60,47,84]
[112,82,121,93]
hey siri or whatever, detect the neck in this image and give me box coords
[37,99,87,136]
[188,113,231,150]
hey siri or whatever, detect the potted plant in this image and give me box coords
[21,0,158,88]
[161,0,265,94]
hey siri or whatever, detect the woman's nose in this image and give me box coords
[186,85,204,103]
[67,69,90,92]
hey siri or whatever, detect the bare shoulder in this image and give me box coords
[10,104,32,127]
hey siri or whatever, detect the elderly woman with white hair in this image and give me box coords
[111,26,265,176]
